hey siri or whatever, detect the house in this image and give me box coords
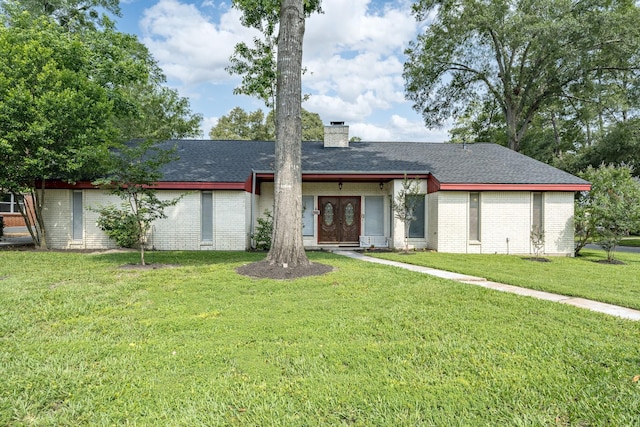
[0,193,30,227]
[42,123,590,255]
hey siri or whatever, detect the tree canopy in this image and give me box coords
[0,15,116,246]
[227,0,321,109]
[209,107,323,141]
[1,0,120,30]
[404,0,640,153]
[0,7,201,248]
[574,165,640,261]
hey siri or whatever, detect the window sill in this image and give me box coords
[468,240,481,245]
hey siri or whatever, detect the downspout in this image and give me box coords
[250,169,256,249]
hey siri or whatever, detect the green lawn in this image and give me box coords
[1,250,639,425]
[370,249,640,311]
[621,237,640,247]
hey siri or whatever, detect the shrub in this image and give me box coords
[253,210,273,250]
[94,205,140,248]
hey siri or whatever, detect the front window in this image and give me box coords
[72,191,83,241]
[532,192,543,233]
[0,193,23,213]
[302,196,314,236]
[201,192,213,242]
[407,194,425,238]
[364,196,384,236]
[469,192,480,242]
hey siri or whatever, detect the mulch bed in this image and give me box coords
[236,260,334,280]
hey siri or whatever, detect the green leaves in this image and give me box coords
[404,0,640,152]
[0,16,114,188]
[575,164,640,260]
[208,106,323,141]
[227,0,322,108]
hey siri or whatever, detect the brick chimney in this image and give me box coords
[324,122,349,148]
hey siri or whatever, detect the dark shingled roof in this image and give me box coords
[157,140,588,185]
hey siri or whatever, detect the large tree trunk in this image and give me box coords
[266,0,310,268]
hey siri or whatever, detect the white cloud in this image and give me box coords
[201,115,219,137]
[135,0,450,141]
[140,0,256,85]
[351,115,448,142]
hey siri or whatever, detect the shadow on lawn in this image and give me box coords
[87,250,267,268]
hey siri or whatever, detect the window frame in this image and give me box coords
[72,191,83,241]
[407,194,426,239]
[469,192,480,242]
[302,196,314,236]
[532,192,544,233]
[201,191,213,242]
[0,193,23,214]
[364,196,385,236]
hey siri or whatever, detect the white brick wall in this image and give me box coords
[45,189,248,250]
[544,192,575,255]
[435,192,469,253]
[213,191,247,250]
[43,189,72,249]
[434,191,575,255]
[481,192,531,254]
[43,186,576,255]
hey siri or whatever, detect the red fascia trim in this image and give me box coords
[44,180,248,191]
[44,181,97,189]
[301,173,429,181]
[255,173,430,182]
[153,182,247,190]
[437,183,591,191]
[427,175,441,194]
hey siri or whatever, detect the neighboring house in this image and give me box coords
[42,123,590,255]
[0,193,28,227]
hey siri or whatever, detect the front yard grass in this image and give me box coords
[1,250,639,425]
[370,249,640,310]
[621,237,640,247]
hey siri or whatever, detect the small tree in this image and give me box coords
[94,141,182,265]
[530,225,545,259]
[574,165,640,261]
[392,174,422,252]
[252,209,273,250]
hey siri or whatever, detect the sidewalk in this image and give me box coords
[334,250,640,321]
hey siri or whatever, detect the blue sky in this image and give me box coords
[116,0,449,141]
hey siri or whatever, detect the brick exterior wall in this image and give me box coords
[435,191,575,256]
[1,214,25,227]
[44,189,248,250]
[543,192,575,255]
[434,192,469,253]
[42,186,576,255]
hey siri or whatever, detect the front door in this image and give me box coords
[318,196,361,244]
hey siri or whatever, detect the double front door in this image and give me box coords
[318,196,360,244]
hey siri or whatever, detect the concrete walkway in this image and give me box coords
[335,250,640,321]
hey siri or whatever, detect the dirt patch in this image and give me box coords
[236,260,334,280]
[118,263,180,270]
